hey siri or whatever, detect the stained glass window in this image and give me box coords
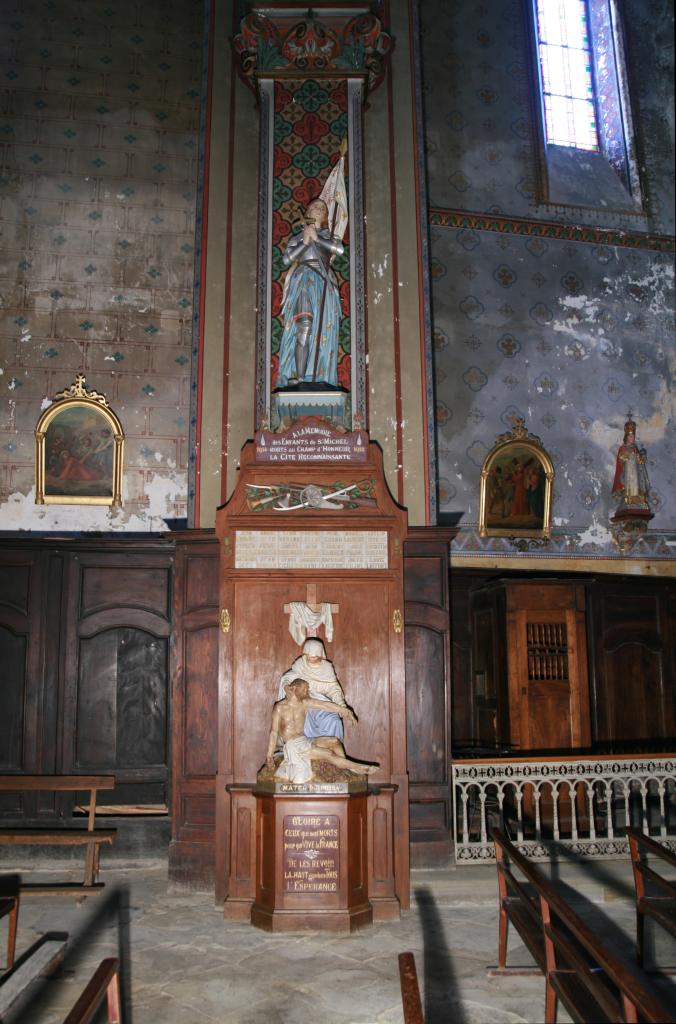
[536,0,599,150]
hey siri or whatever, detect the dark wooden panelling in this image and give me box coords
[184,552,219,615]
[169,537,220,889]
[0,565,30,615]
[77,630,118,768]
[116,629,167,766]
[0,550,48,819]
[0,626,27,770]
[80,565,171,620]
[405,625,445,784]
[63,550,173,804]
[184,626,218,778]
[449,574,475,750]
[0,540,174,825]
[589,579,675,746]
[403,530,453,866]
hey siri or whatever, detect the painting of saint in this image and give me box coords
[35,376,124,505]
[479,422,553,537]
[44,408,115,497]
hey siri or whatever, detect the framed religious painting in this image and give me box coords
[35,374,124,506]
[479,418,554,538]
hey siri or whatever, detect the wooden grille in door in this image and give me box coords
[526,621,568,681]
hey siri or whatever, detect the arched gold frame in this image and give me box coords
[35,375,124,506]
[479,419,554,538]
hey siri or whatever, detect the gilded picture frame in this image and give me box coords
[479,418,554,538]
[35,375,124,506]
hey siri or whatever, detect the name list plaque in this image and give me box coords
[283,814,339,894]
[235,530,388,570]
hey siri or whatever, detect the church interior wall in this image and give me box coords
[421,0,675,563]
[0,0,204,530]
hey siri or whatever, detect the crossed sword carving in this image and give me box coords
[248,483,358,511]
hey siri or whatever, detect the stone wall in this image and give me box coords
[421,0,675,556]
[0,0,203,530]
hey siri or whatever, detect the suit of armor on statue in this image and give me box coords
[277,198,344,387]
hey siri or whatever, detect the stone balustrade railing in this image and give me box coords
[451,753,676,863]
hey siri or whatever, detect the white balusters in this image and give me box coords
[452,755,676,862]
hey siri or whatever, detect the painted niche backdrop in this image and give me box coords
[271,78,350,394]
[35,375,124,506]
[479,419,553,538]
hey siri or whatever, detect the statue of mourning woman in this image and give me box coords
[276,638,347,739]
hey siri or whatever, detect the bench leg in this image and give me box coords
[93,843,102,884]
[84,843,95,888]
[544,977,557,1024]
[7,896,19,970]
[636,908,645,967]
[498,904,509,969]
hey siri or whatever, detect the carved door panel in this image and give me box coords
[169,537,220,888]
[0,549,54,822]
[509,608,589,750]
[61,551,172,805]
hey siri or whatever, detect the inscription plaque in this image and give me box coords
[235,530,388,569]
[255,423,367,463]
[283,814,340,893]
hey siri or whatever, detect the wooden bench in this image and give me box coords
[398,952,424,1024]
[492,828,672,1023]
[0,776,116,893]
[0,932,68,1019]
[63,957,121,1024]
[627,827,676,967]
[0,875,19,972]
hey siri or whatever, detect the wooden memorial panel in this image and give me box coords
[251,790,371,933]
[216,434,408,922]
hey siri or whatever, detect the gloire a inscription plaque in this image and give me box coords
[283,814,339,893]
[251,791,372,933]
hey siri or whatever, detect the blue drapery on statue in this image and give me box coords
[277,258,341,387]
[303,705,344,740]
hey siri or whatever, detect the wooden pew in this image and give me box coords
[63,957,121,1024]
[398,952,424,1024]
[494,829,546,975]
[626,828,676,967]
[492,829,672,1023]
[0,932,68,1019]
[0,776,115,893]
[0,875,19,972]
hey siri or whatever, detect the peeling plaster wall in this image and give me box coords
[0,0,203,530]
[421,0,675,555]
[422,0,675,233]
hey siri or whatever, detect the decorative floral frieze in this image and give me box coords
[233,11,393,95]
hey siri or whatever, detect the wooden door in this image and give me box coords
[506,584,591,751]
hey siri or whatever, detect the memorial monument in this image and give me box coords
[213,4,406,933]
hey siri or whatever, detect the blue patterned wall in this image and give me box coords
[421,0,675,556]
[421,0,675,234]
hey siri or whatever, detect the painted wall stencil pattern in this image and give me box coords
[430,221,674,553]
[0,0,203,528]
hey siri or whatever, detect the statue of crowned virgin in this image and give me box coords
[276,146,348,389]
